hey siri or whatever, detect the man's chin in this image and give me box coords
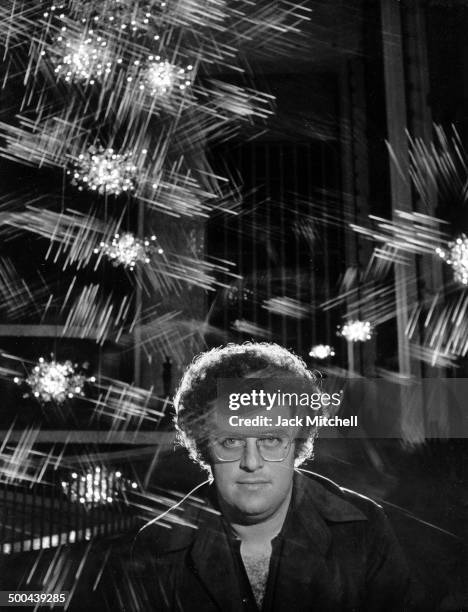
[234,497,271,519]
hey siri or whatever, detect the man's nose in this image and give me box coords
[239,439,264,471]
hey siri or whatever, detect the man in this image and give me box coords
[117,342,411,611]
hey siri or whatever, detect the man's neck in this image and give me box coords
[228,487,292,544]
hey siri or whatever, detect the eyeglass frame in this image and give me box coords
[209,435,293,463]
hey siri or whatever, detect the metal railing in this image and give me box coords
[0,466,137,554]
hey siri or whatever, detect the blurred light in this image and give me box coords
[436,234,468,285]
[74,0,165,35]
[16,357,88,404]
[339,320,373,342]
[94,232,162,269]
[61,466,138,506]
[309,344,335,359]
[68,145,138,195]
[141,57,193,97]
[49,26,114,85]
[227,285,252,304]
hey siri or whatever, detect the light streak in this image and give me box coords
[262,296,309,319]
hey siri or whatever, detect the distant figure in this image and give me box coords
[162,355,172,397]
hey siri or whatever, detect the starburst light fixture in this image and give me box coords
[70,0,165,37]
[339,320,373,343]
[139,56,193,97]
[68,145,138,195]
[47,25,115,85]
[309,344,335,359]
[436,234,468,285]
[14,357,95,404]
[61,466,138,506]
[95,232,163,270]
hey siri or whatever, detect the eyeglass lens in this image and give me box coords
[212,436,291,462]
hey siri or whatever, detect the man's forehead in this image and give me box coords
[214,399,297,416]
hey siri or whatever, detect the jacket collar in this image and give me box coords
[139,471,368,611]
[294,469,368,523]
[141,470,368,556]
[292,469,367,552]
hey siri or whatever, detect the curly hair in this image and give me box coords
[173,342,322,474]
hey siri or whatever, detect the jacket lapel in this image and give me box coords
[138,484,244,611]
[189,508,244,612]
[269,484,332,611]
[269,472,368,612]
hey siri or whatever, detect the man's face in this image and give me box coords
[209,404,299,523]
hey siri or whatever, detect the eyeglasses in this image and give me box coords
[210,436,292,462]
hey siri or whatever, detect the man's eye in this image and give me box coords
[220,438,244,448]
[259,437,282,448]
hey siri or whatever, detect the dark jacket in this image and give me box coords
[101,471,411,611]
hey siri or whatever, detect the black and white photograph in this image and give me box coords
[0,1,467,610]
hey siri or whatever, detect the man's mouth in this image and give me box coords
[237,480,269,485]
